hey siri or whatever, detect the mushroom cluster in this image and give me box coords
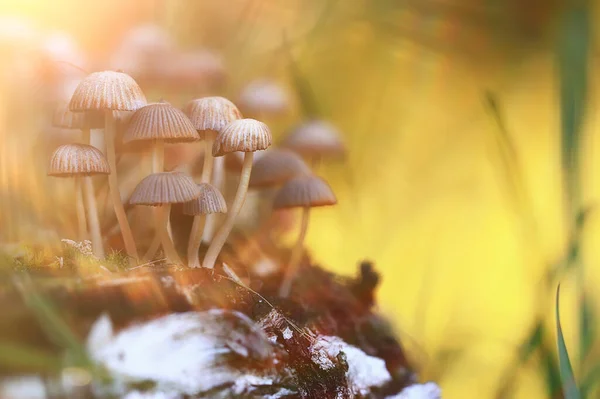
[47,68,344,296]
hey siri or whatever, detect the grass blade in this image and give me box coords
[556,284,581,399]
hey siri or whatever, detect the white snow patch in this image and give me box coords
[310,335,391,396]
[87,310,275,397]
[386,382,442,399]
[282,327,293,340]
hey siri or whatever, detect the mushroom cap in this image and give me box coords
[184,96,242,135]
[48,143,110,177]
[273,175,337,209]
[212,119,272,157]
[282,120,346,158]
[130,172,200,206]
[249,149,311,188]
[183,183,227,215]
[69,71,147,112]
[123,102,199,144]
[238,79,289,115]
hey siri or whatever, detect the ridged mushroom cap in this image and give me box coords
[249,149,310,188]
[48,144,110,177]
[123,102,198,144]
[282,120,346,158]
[212,119,271,157]
[130,172,200,206]
[238,79,289,115]
[273,175,337,209]
[69,71,147,112]
[184,97,242,136]
[183,183,227,216]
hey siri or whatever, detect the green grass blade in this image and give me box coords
[556,285,581,399]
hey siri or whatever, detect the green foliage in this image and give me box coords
[556,285,581,399]
[0,342,61,372]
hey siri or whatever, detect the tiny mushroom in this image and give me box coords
[184,96,242,243]
[130,172,200,264]
[69,70,147,264]
[272,175,337,297]
[183,183,227,268]
[48,143,110,258]
[282,119,346,165]
[202,119,272,269]
[249,148,311,189]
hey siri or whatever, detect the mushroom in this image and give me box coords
[130,172,200,264]
[69,71,147,264]
[123,100,198,260]
[248,148,311,243]
[272,175,337,297]
[48,143,110,257]
[184,97,242,243]
[281,119,346,167]
[183,183,227,268]
[202,119,272,269]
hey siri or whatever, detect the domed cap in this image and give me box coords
[249,149,310,188]
[183,183,227,216]
[123,101,198,144]
[273,175,337,209]
[184,96,242,133]
[130,172,200,206]
[282,120,345,158]
[69,71,147,112]
[238,79,289,115]
[212,119,271,157]
[48,144,110,177]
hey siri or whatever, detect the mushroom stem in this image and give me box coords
[83,176,105,258]
[75,178,88,241]
[187,214,206,268]
[157,204,182,264]
[143,140,166,261]
[152,140,165,173]
[81,127,90,144]
[203,155,224,243]
[279,206,310,297]
[200,136,214,183]
[203,152,254,269]
[104,110,138,265]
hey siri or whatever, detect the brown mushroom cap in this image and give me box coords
[184,97,242,136]
[48,143,110,177]
[130,172,200,206]
[273,175,337,209]
[123,101,198,144]
[249,149,311,188]
[69,71,147,112]
[212,118,272,157]
[282,119,345,158]
[183,183,227,216]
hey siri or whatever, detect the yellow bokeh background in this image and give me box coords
[2,1,600,398]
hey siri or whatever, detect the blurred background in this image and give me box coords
[0,0,599,398]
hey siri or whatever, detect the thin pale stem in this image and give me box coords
[187,214,206,268]
[279,206,310,297]
[203,152,253,269]
[81,127,90,144]
[104,110,137,265]
[202,137,220,243]
[152,140,164,173]
[157,204,182,264]
[83,176,104,258]
[144,141,166,261]
[75,178,88,241]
